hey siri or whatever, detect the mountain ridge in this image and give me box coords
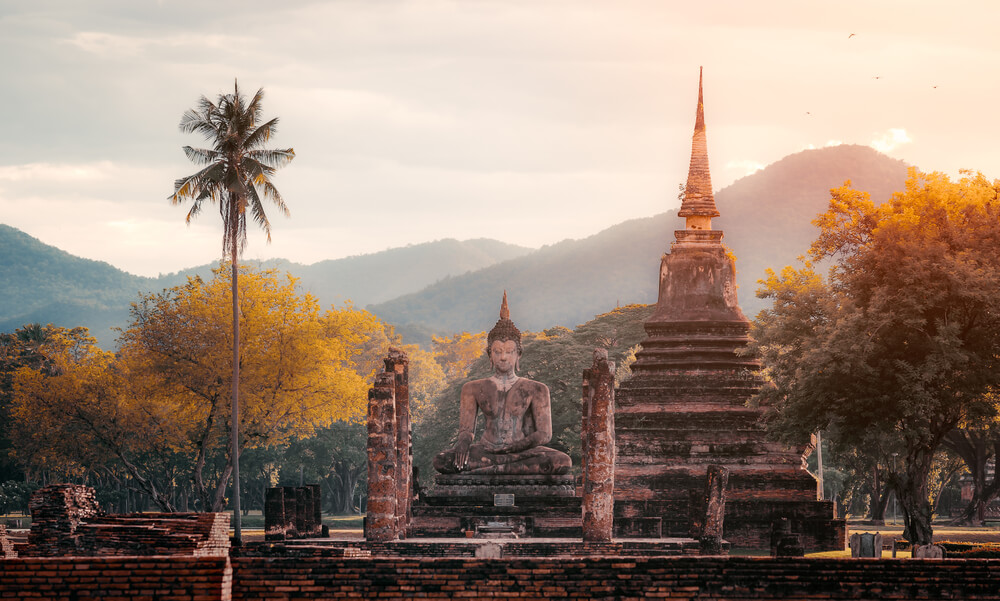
[0,144,911,347]
[370,144,910,338]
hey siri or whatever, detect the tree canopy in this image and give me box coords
[10,266,387,512]
[752,169,1000,544]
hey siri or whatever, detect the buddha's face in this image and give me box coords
[489,339,519,375]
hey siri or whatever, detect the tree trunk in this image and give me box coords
[945,430,1000,526]
[231,252,242,541]
[868,465,889,524]
[895,447,936,546]
[191,400,223,512]
[327,460,362,515]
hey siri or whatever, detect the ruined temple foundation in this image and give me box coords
[612,69,845,551]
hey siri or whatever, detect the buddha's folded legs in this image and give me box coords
[433,443,571,475]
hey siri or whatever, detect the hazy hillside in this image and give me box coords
[370,145,910,338]
[153,239,532,307]
[717,144,910,309]
[0,224,152,345]
[0,233,531,348]
[0,144,911,347]
[370,215,671,338]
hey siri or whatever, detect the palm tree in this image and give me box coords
[170,80,294,541]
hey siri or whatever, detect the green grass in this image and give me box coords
[228,511,363,531]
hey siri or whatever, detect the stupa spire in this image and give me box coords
[678,67,720,228]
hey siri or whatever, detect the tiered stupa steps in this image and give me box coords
[611,68,845,551]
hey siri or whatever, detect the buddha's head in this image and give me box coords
[487,291,522,374]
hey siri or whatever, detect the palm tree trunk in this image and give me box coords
[231,249,242,543]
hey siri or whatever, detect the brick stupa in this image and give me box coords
[612,69,846,550]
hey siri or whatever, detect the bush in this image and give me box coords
[0,480,37,514]
[937,541,1000,558]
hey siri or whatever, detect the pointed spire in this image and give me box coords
[678,66,720,223]
[499,290,510,320]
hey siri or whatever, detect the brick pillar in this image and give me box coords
[264,487,288,541]
[309,484,322,537]
[294,486,308,536]
[581,363,593,495]
[366,371,398,541]
[384,347,411,538]
[286,487,300,537]
[699,464,729,554]
[582,349,616,542]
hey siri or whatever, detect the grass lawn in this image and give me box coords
[734,521,1000,558]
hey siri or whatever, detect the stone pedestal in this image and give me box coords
[410,474,581,538]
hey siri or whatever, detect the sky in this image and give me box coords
[1,0,998,278]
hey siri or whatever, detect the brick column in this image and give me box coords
[309,484,322,537]
[384,348,411,538]
[699,464,729,554]
[263,487,289,541]
[582,349,616,542]
[366,371,398,541]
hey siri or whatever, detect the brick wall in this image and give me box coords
[5,555,1000,600]
[230,556,1000,600]
[0,556,231,600]
[236,539,701,559]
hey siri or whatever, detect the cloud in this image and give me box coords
[725,160,765,177]
[63,31,251,58]
[0,161,116,182]
[870,129,912,153]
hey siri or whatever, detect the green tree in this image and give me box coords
[752,170,1000,545]
[170,81,294,538]
[943,414,1000,525]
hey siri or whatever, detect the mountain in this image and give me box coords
[151,239,533,308]
[0,232,531,348]
[0,144,911,347]
[716,144,910,306]
[369,145,910,337]
[0,224,153,346]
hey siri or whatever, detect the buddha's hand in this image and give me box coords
[454,437,472,469]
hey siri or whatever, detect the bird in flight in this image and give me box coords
[848,33,856,38]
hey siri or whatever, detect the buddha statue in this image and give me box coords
[433,293,572,476]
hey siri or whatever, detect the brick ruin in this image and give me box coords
[263,484,323,541]
[612,68,845,550]
[581,349,616,542]
[365,347,414,541]
[0,524,15,559]
[20,484,230,558]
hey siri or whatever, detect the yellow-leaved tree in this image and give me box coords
[11,266,387,513]
[117,265,380,512]
[10,326,189,510]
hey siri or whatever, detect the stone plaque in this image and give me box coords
[859,532,877,558]
[494,493,515,507]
